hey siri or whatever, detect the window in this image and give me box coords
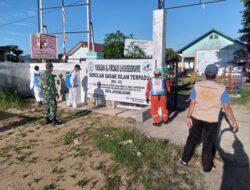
[209,35,213,39]
[214,34,219,39]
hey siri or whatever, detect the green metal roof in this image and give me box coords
[178,28,246,53]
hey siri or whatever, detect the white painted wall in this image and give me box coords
[68,47,89,63]
[1,60,154,106]
[197,49,236,75]
[0,62,87,101]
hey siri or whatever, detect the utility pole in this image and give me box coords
[38,0,43,33]
[86,0,92,52]
[62,0,67,62]
[158,0,165,9]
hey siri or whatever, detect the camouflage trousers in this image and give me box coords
[44,98,57,119]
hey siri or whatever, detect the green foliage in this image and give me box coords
[103,30,133,59]
[0,88,23,110]
[232,83,250,105]
[234,49,247,63]
[239,0,250,47]
[124,42,145,58]
[93,127,201,189]
[0,45,23,62]
[166,48,179,64]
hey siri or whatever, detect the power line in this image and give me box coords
[48,31,88,35]
[166,0,227,10]
[0,0,84,28]
[42,3,87,10]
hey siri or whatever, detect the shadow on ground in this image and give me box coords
[62,110,92,123]
[217,111,250,190]
[0,113,41,133]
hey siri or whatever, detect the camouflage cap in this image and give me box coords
[46,62,54,69]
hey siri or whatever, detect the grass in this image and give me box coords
[105,175,122,190]
[92,127,201,190]
[63,130,78,145]
[0,88,23,110]
[231,83,250,105]
[76,178,91,188]
[43,183,56,190]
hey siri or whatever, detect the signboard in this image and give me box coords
[30,34,58,59]
[196,49,235,75]
[87,59,154,105]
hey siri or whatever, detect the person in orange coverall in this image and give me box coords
[145,69,171,126]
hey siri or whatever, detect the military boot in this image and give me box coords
[38,101,43,107]
[45,117,52,125]
[51,118,62,127]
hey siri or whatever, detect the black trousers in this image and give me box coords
[181,117,218,172]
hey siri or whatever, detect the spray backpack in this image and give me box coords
[66,72,72,89]
[34,73,41,86]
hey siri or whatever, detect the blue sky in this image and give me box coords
[0,0,245,55]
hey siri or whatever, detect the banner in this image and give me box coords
[31,34,58,60]
[87,59,154,105]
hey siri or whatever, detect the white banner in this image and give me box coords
[87,59,154,105]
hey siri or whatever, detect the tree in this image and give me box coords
[124,42,145,58]
[238,0,250,71]
[239,0,250,49]
[165,48,179,65]
[0,45,23,62]
[103,30,133,59]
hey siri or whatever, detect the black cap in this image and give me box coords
[205,64,218,75]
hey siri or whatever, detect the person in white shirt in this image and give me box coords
[30,65,43,106]
[67,64,81,108]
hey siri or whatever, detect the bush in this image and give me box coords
[0,88,23,110]
[232,83,250,105]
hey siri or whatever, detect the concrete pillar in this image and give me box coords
[152,9,166,68]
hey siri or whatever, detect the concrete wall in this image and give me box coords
[68,47,89,61]
[0,62,31,96]
[0,62,86,100]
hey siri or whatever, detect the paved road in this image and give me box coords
[137,107,250,164]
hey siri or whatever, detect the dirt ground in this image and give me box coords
[0,100,249,190]
[0,101,137,190]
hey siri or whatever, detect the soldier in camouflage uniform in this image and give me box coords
[40,62,62,126]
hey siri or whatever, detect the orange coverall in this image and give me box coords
[145,78,171,124]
